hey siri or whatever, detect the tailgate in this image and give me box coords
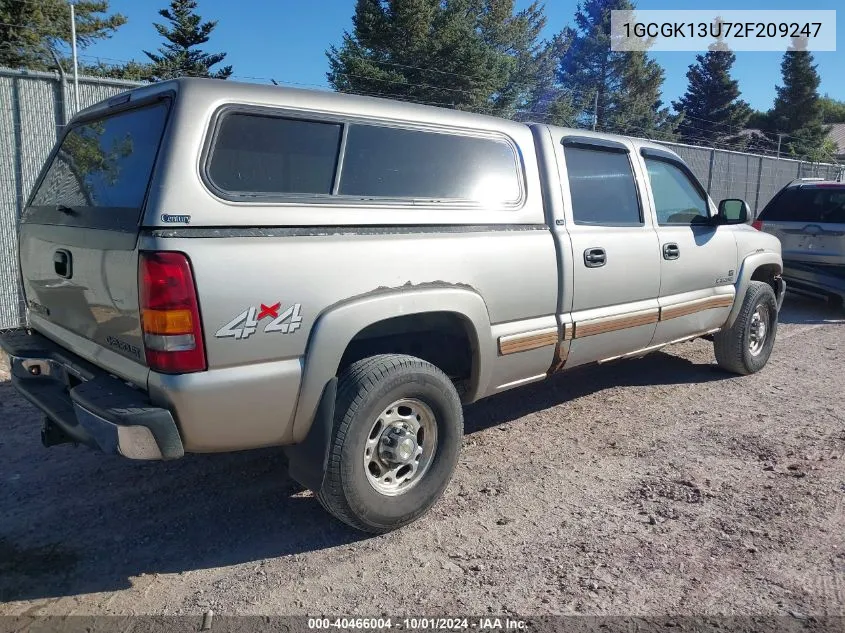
[19,98,171,372]
[759,185,845,266]
[766,220,845,265]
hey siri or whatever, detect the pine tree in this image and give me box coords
[327,0,558,118]
[551,0,676,138]
[144,0,232,81]
[611,49,675,139]
[769,38,830,159]
[672,35,751,148]
[0,0,126,71]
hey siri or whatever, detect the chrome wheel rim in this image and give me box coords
[363,398,437,496]
[748,305,769,356]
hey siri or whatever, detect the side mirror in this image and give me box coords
[717,198,750,225]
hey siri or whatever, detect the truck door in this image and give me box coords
[554,135,661,367]
[638,148,737,347]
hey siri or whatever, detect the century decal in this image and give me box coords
[215,302,303,339]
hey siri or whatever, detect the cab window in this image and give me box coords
[564,145,642,226]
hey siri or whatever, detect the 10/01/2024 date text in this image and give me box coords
[307,617,528,630]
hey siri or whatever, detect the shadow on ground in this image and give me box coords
[778,292,845,325]
[0,295,838,602]
[463,348,730,435]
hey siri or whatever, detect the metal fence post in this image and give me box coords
[753,156,764,216]
[706,147,716,194]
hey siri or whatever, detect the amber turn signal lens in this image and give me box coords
[142,308,194,335]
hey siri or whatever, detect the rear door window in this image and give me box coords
[563,145,642,226]
[27,101,170,231]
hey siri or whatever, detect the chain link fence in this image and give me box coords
[0,67,143,329]
[1,67,843,329]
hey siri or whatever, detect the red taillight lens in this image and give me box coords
[751,220,764,231]
[139,251,206,373]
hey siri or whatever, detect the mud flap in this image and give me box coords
[775,276,786,312]
[284,378,337,492]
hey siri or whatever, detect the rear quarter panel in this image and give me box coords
[141,228,557,449]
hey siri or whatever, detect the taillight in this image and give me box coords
[139,251,207,373]
[751,220,764,231]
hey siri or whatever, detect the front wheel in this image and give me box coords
[317,354,463,533]
[713,281,778,375]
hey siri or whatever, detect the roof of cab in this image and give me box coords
[542,122,681,159]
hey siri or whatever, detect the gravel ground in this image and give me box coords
[0,294,843,618]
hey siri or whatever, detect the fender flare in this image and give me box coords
[725,251,784,328]
[290,286,493,445]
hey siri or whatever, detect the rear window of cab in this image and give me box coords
[204,110,523,206]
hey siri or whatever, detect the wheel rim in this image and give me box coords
[363,398,438,496]
[748,304,770,356]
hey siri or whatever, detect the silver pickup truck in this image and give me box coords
[1,78,785,533]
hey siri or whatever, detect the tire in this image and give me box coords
[317,354,463,533]
[713,281,778,375]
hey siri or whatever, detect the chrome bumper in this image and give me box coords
[0,328,183,460]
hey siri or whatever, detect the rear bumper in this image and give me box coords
[0,328,183,460]
[782,261,845,301]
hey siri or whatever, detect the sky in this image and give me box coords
[77,0,845,112]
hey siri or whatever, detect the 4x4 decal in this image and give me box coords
[216,302,303,339]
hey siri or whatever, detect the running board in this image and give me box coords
[597,328,722,364]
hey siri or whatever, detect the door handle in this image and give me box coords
[584,247,606,268]
[53,249,72,279]
[662,243,680,260]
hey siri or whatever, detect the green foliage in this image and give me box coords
[0,0,126,71]
[672,34,751,148]
[819,95,845,124]
[746,110,770,130]
[77,60,154,81]
[326,0,560,118]
[144,0,232,80]
[551,0,677,139]
[803,138,839,163]
[768,40,830,159]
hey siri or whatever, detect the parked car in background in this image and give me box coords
[754,179,845,308]
[1,79,785,533]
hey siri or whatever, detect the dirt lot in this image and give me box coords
[0,295,843,619]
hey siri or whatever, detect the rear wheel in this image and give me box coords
[714,281,778,375]
[317,354,463,533]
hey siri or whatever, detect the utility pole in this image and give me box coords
[69,1,80,113]
[776,133,783,160]
[591,91,598,131]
